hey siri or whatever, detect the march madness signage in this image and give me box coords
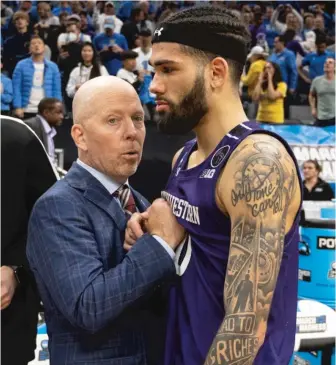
[261,124,335,183]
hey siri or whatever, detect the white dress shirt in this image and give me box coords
[39,115,57,164]
[77,159,175,259]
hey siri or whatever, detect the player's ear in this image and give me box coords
[209,57,228,88]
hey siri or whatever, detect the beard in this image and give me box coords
[156,71,209,135]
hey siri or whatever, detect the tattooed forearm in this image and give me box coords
[205,136,299,365]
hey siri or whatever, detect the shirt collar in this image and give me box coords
[77,159,128,195]
[38,115,57,138]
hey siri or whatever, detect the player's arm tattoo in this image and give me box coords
[205,136,300,365]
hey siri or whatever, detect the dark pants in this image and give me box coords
[284,91,295,119]
[315,117,335,127]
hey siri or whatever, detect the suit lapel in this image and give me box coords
[65,163,128,230]
[36,116,49,152]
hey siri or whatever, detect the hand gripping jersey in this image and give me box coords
[163,121,302,365]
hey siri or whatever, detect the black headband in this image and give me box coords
[152,23,247,64]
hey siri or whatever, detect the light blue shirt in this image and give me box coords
[77,159,175,259]
[39,115,57,164]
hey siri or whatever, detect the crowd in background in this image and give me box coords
[1,0,335,126]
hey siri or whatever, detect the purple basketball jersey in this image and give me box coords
[163,121,302,365]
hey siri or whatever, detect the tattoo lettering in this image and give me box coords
[205,137,299,365]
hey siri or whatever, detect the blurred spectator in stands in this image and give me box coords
[3,11,32,76]
[309,57,335,127]
[1,59,13,115]
[303,160,334,201]
[57,14,91,50]
[241,46,268,99]
[158,1,179,24]
[52,1,72,16]
[25,97,64,164]
[263,5,278,50]
[134,29,153,73]
[59,11,69,32]
[249,12,266,48]
[12,35,61,120]
[301,30,316,53]
[299,33,335,85]
[121,7,147,50]
[269,35,297,95]
[84,1,96,18]
[241,9,253,28]
[256,32,269,54]
[1,2,14,33]
[37,2,59,27]
[134,29,155,120]
[253,61,287,124]
[139,0,156,24]
[314,14,335,46]
[93,16,128,76]
[117,50,144,92]
[303,13,315,39]
[283,29,306,58]
[66,42,108,98]
[271,4,303,36]
[79,10,95,39]
[94,1,123,34]
[70,1,83,16]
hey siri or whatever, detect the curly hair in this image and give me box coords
[158,5,251,85]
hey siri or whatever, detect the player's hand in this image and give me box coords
[144,199,185,250]
[124,212,148,251]
[14,108,24,119]
[1,266,17,310]
[311,107,317,118]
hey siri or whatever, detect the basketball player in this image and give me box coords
[125,6,302,365]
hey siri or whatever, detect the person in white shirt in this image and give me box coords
[66,42,109,98]
[37,2,60,27]
[116,51,144,92]
[57,14,91,50]
[94,1,123,34]
[133,29,154,73]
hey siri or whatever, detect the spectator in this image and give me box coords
[3,11,32,76]
[263,5,279,50]
[283,29,306,57]
[24,98,64,164]
[52,1,72,16]
[314,14,325,32]
[57,14,91,50]
[93,16,128,76]
[121,7,147,50]
[299,34,335,84]
[117,50,144,92]
[241,45,268,98]
[303,13,315,39]
[309,57,335,127]
[249,12,266,47]
[268,35,297,95]
[70,1,83,16]
[12,35,62,120]
[36,2,59,27]
[271,4,303,36]
[94,1,123,34]
[79,10,95,39]
[252,61,287,124]
[1,60,13,115]
[158,1,180,23]
[303,160,334,201]
[66,42,109,98]
[134,29,153,73]
[1,116,57,365]
[139,0,156,25]
[301,30,316,53]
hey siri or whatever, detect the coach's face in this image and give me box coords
[72,80,146,183]
[149,43,209,134]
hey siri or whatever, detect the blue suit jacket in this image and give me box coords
[27,162,175,365]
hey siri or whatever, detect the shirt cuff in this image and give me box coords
[152,235,175,260]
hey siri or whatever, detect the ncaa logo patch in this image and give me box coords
[211,145,230,168]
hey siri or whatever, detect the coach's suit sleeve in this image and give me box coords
[27,195,175,334]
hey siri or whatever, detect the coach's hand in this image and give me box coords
[145,199,185,250]
[1,266,18,310]
[124,212,148,252]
